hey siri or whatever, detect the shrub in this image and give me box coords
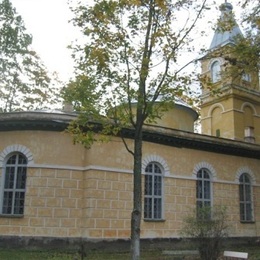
[181,206,229,260]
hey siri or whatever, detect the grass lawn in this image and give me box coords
[0,249,165,260]
[0,246,260,259]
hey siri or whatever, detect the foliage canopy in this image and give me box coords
[64,0,205,137]
[0,0,61,112]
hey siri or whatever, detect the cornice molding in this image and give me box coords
[0,111,259,160]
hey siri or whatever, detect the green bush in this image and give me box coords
[181,206,229,260]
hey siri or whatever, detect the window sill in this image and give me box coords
[144,219,165,222]
[211,81,221,84]
[240,221,255,224]
[0,214,24,218]
[242,79,251,83]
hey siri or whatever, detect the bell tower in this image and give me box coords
[200,1,260,144]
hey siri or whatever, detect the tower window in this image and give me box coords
[211,61,221,83]
[242,73,251,82]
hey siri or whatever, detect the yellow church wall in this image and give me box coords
[201,94,260,143]
[0,129,259,240]
[200,48,260,144]
[228,96,260,142]
[0,131,86,167]
[143,140,259,182]
[253,117,260,143]
[0,167,83,238]
[153,105,196,132]
[0,130,85,238]
[213,182,260,237]
[128,102,197,132]
[141,178,196,238]
[81,169,133,239]
[80,168,197,239]
[201,98,234,138]
[81,139,260,239]
[82,136,135,171]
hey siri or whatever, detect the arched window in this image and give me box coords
[211,106,222,137]
[144,162,163,220]
[243,105,254,129]
[196,168,211,209]
[211,61,221,83]
[242,73,251,82]
[1,153,27,215]
[239,173,253,222]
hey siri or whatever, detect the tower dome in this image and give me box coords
[209,1,243,50]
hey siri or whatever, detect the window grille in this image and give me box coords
[239,173,253,222]
[2,153,27,215]
[196,168,211,213]
[144,162,163,220]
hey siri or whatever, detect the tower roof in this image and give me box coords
[209,1,243,50]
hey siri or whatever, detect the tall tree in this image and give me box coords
[64,0,207,259]
[0,0,60,112]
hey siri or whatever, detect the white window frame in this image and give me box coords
[196,168,212,209]
[239,173,254,222]
[0,153,27,216]
[211,60,221,83]
[144,162,164,220]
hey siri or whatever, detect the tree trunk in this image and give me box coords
[130,132,143,260]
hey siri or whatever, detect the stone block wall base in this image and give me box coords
[0,236,259,252]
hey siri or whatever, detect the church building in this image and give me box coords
[0,2,259,246]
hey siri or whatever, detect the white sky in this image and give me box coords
[9,0,244,83]
[10,0,79,82]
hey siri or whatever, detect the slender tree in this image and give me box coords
[64,0,208,259]
[0,0,60,112]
